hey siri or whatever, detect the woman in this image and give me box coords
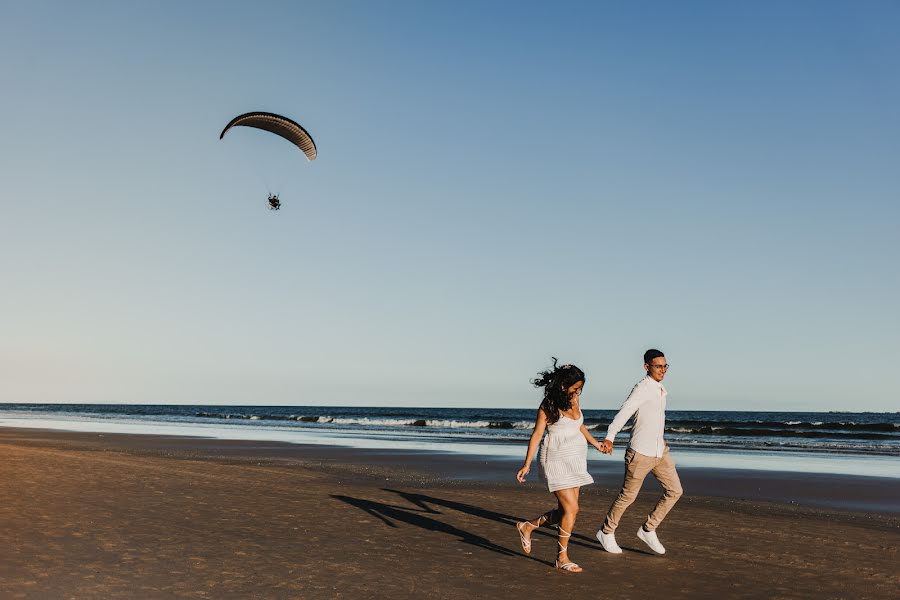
[516,358,605,573]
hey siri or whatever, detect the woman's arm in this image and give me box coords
[516,408,548,483]
[580,424,606,453]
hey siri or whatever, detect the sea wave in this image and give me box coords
[665,419,899,433]
[665,426,896,440]
[191,411,899,440]
[195,412,536,430]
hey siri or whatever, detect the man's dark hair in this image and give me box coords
[643,348,665,365]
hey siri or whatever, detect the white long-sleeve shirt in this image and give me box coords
[605,376,668,458]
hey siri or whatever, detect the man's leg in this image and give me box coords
[601,449,655,533]
[644,448,683,531]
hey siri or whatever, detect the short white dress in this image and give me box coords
[539,411,594,492]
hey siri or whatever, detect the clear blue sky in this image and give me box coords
[1,1,897,410]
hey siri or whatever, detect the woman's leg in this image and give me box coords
[527,506,560,529]
[553,487,582,571]
[517,507,560,552]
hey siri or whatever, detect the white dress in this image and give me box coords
[539,412,594,492]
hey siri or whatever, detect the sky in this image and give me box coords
[1,1,898,411]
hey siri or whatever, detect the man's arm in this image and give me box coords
[598,383,648,453]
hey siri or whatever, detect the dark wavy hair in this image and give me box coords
[532,357,586,425]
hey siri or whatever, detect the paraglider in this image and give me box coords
[219,111,317,209]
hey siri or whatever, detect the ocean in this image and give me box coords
[2,404,898,478]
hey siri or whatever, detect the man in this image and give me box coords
[596,349,683,555]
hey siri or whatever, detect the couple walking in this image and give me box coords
[515,350,683,573]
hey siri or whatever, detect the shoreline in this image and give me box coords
[2,414,899,478]
[2,405,897,460]
[2,426,899,516]
[2,427,899,598]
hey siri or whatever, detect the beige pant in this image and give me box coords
[602,447,683,533]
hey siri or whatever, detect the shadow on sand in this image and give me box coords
[332,493,533,561]
[384,489,605,551]
[332,488,622,565]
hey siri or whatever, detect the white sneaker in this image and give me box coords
[596,529,623,554]
[637,527,666,554]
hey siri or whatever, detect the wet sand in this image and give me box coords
[1,428,898,599]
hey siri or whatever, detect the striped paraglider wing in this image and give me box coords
[219,112,317,160]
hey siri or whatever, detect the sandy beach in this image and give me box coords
[1,427,898,599]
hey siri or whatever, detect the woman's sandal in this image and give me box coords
[555,527,583,573]
[516,521,533,554]
[515,513,548,554]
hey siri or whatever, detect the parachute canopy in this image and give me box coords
[219,112,317,160]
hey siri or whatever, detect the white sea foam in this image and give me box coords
[329,417,415,426]
[425,420,491,428]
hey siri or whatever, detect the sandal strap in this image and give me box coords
[517,522,532,552]
[557,525,573,551]
[556,561,581,571]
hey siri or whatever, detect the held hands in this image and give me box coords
[516,464,530,483]
[598,439,614,455]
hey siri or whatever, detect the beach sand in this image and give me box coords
[1,428,898,599]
